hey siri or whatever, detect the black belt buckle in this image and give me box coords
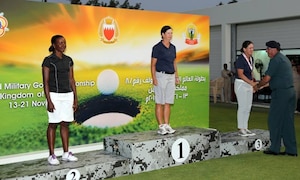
[157,71,174,74]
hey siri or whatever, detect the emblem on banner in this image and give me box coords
[99,16,119,43]
[183,23,200,45]
[0,12,9,37]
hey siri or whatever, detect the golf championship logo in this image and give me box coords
[0,12,9,37]
[99,16,119,43]
[183,23,200,45]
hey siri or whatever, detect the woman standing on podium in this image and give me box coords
[234,40,257,137]
[42,35,78,165]
[151,25,180,135]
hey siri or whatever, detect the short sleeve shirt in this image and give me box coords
[265,52,293,90]
[42,53,74,93]
[151,41,176,73]
[235,54,253,80]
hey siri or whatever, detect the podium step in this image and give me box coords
[0,150,129,180]
[0,128,270,179]
[104,126,220,174]
[220,129,270,157]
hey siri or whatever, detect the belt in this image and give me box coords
[156,71,174,74]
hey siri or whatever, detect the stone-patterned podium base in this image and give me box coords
[0,150,129,180]
[0,128,270,180]
[220,129,270,157]
[104,127,220,174]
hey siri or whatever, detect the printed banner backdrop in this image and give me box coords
[0,0,209,156]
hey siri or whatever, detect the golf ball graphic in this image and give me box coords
[75,69,140,128]
[97,69,119,95]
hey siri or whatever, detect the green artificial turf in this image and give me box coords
[114,102,300,180]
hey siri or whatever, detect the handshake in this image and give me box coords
[253,81,269,93]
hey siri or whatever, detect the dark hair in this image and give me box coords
[49,34,64,52]
[240,40,253,53]
[160,25,172,38]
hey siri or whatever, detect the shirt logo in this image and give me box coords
[98,16,119,43]
[0,12,9,37]
[183,23,200,45]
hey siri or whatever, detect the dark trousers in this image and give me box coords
[268,88,297,154]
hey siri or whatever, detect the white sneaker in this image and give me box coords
[245,129,256,136]
[157,124,168,135]
[48,154,60,165]
[238,129,248,137]
[62,152,78,162]
[164,124,176,134]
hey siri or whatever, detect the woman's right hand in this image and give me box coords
[153,78,158,86]
[251,81,258,87]
[47,101,55,112]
